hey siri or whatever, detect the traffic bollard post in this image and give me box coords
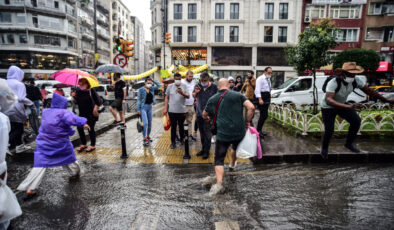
[120,125,128,159]
[183,123,191,159]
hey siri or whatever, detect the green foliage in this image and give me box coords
[285,18,339,75]
[333,49,380,72]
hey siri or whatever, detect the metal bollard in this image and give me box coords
[183,123,191,159]
[120,125,128,159]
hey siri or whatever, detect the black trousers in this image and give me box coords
[169,112,185,144]
[9,122,24,148]
[257,103,270,133]
[197,116,212,155]
[321,108,361,150]
[77,119,97,146]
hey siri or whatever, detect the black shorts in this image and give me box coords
[214,139,241,166]
[111,98,123,111]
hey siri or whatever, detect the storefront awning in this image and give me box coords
[376,61,392,72]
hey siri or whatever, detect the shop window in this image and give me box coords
[212,47,252,66]
[257,47,289,66]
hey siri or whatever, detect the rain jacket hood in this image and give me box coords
[7,66,24,82]
[51,93,68,109]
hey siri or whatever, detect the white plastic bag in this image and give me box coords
[236,129,257,159]
[0,173,22,223]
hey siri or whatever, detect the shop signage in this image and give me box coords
[380,46,394,52]
[312,0,366,5]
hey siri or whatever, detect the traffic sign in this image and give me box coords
[114,54,127,68]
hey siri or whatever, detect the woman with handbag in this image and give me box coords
[72,78,101,152]
[136,77,161,146]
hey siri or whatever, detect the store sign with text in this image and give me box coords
[312,0,366,5]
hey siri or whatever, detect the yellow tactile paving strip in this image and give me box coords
[77,130,250,164]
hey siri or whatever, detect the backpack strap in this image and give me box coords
[211,90,228,130]
[334,76,342,93]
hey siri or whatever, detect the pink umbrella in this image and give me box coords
[52,68,99,87]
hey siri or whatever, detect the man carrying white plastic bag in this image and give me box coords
[0,79,22,229]
[236,129,257,159]
[203,78,255,196]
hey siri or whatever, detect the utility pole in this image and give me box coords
[93,0,98,69]
[161,0,167,69]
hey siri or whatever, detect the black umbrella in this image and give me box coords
[95,64,126,74]
[53,83,72,88]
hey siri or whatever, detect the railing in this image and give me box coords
[268,103,394,136]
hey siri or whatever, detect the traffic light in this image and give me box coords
[165,33,171,44]
[122,40,134,57]
[115,38,123,52]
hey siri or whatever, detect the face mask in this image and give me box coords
[266,74,272,78]
[344,77,355,84]
[175,80,181,85]
[201,82,208,87]
[79,86,87,91]
[146,84,152,88]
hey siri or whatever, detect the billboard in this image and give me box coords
[312,0,367,4]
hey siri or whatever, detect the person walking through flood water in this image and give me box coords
[17,93,90,200]
[203,78,255,196]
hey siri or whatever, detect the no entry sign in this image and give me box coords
[114,54,127,68]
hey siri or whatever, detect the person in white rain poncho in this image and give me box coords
[0,79,22,229]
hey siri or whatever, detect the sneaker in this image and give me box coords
[6,150,13,156]
[209,182,225,196]
[69,173,80,181]
[196,151,204,156]
[321,148,328,159]
[229,161,237,172]
[175,136,180,142]
[112,120,120,125]
[189,135,196,142]
[147,136,153,142]
[143,139,149,146]
[170,143,176,149]
[201,176,217,187]
[344,144,360,153]
[211,137,216,143]
[16,144,31,154]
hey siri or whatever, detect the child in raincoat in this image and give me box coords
[17,93,90,199]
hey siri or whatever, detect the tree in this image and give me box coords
[333,49,380,72]
[285,18,339,114]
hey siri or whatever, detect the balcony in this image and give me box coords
[82,32,94,41]
[0,0,25,6]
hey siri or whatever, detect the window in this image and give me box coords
[54,1,58,8]
[257,47,289,66]
[34,35,61,46]
[336,29,359,42]
[0,13,12,23]
[230,3,239,19]
[279,3,288,19]
[289,79,312,92]
[215,3,224,19]
[212,47,252,66]
[0,34,15,44]
[330,6,361,19]
[366,28,384,40]
[32,15,38,27]
[188,4,197,19]
[68,39,76,48]
[19,34,27,43]
[369,3,394,15]
[265,3,274,19]
[188,26,196,42]
[264,26,273,42]
[305,5,325,19]
[174,4,182,20]
[174,26,182,42]
[31,0,37,7]
[383,27,394,42]
[215,26,224,42]
[17,13,26,23]
[278,27,287,43]
[230,26,239,42]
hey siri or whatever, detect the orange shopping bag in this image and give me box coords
[162,114,171,131]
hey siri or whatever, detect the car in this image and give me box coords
[94,85,107,103]
[378,86,394,101]
[270,75,367,106]
[35,80,73,107]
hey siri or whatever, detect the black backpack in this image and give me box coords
[322,75,360,95]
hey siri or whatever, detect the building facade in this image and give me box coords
[131,16,145,74]
[0,0,111,78]
[145,40,154,71]
[151,0,303,87]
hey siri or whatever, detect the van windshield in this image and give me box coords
[276,78,298,90]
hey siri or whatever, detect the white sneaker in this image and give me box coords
[201,176,217,187]
[209,182,225,196]
[15,144,31,154]
[229,161,237,172]
[211,136,216,143]
[6,150,13,156]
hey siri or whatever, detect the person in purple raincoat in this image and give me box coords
[17,93,90,199]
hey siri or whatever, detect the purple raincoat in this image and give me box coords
[34,93,87,168]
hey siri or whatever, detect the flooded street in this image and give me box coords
[7,161,394,229]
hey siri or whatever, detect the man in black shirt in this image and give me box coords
[25,79,42,115]
[109,73,126,125]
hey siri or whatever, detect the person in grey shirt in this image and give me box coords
[163,73,190,149]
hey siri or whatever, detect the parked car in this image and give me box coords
[270,75,367,106]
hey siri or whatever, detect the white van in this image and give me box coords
[270,75,367,105]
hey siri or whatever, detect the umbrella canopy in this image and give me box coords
[95,64,126,74]
[52,68,99,88]
[53,83,72,88]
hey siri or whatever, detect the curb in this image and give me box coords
[254,153,394,164]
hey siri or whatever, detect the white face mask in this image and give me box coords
[146,84,152,88]
[344,77,355,84]
[266,74,272,78]
[175,80,181,86]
